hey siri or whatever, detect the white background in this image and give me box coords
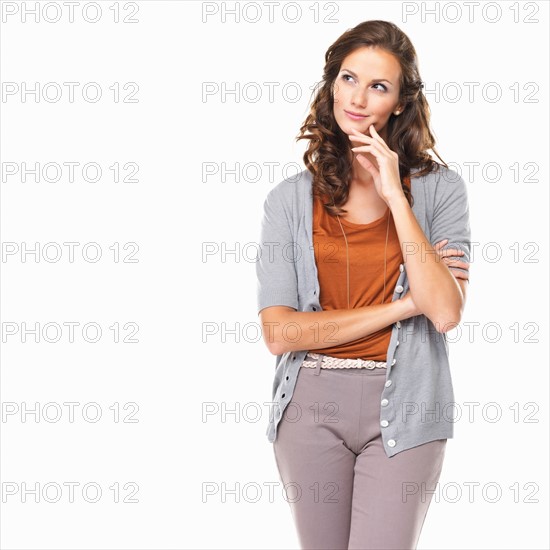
[1,1,548,549]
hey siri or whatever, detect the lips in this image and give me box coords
[345,110,367,118]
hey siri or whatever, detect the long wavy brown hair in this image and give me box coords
[297,20,448,216]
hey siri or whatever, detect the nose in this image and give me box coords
[351,89,367,109]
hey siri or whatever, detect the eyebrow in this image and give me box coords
[341,68,393,85]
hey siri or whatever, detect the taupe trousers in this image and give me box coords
[273,357,447,550]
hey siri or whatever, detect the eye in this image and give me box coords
[340,74,387,92]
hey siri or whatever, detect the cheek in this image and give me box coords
[369,96,395,116]
[332,89,343,106]
[332,83,350,106]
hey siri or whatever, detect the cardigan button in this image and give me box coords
[399,264,404,272]
[395,285,404,293]
[381,398,389,407]
[396,321,401,328]
[391,358,396,366]
[380,420,389,427]
[388,439,396,448]
[384,380,392,387]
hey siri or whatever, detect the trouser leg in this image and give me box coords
[273,366,359,550]
[347,434,447,549]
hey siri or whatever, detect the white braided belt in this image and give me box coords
[302,352,387,370]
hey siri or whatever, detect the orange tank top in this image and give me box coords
[312,181,409,360]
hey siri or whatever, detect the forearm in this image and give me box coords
[264,298,414,355]
[388,194,464,331]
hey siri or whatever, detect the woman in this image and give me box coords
[256,20,471,550]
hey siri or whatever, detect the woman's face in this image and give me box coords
[332,46,403,141]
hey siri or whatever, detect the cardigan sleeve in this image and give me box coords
[429,169,472,280]
[256,187,300,315]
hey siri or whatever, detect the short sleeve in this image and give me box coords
[256,187,299,315]
[429,170,472,280]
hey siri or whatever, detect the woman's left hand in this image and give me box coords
[434,239,470,280]
[349,125,404,205]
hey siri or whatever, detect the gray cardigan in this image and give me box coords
[256,166,471,457]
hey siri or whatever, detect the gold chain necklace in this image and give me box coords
[335,205,391,309]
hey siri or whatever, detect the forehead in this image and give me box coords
[340,46,401,80]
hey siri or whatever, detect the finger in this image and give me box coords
[351,140,386,158]
[447,263,468,272]
[433,239,449,251]
[348,128,372,143]
[368,124,392,152]
[349,137,372,149]
[348,133,369,146]
[351,145,381,160]
[449,260,470,270]
[439,247,465,257]
[449,268,469,280]
[351,144,374,153]
[440,254,469,267]
[369,124,384,142]
[349,128,387,155]
[349,125,388,148]
[348,134,378,150]
[348,129,373,140]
